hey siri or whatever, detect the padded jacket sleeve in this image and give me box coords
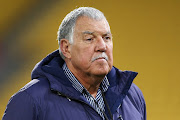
[2,90,37,120]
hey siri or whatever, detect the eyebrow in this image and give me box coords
[82,31,94,35]
[104,32,112,35]
[82,31,111,35]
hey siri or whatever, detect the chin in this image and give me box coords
[90,62,112,76]
[93,68,110,76]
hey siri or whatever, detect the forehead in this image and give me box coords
[74,16,111,35]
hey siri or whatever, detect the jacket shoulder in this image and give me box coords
[2,78,50,120]
[126,83,146,118]
[23,78,50,98]
[128,83,145,104]
[2,83,39,120]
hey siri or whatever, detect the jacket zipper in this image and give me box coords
[117,104,123,120]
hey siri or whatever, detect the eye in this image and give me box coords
[103,36,111,41]
[83,34,94,42]
[87,38,93,41]
[85,37,95,43]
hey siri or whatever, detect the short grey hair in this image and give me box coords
[57,7,107,59]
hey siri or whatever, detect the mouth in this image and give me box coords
[93,57,107,62]
[97,57,106,60]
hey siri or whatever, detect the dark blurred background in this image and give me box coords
[0,0,180,119]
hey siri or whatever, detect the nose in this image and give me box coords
[95,37,107,52]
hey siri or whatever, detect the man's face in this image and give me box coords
[68,16,113,77]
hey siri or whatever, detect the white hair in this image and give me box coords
[57,7,107,59]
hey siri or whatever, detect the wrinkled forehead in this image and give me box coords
[74,16,111,35]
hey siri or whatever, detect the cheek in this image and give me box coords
[73,47,93,64]
[107,46,113,66]
[81,50,93,63]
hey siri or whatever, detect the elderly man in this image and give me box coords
[3,7,146,120]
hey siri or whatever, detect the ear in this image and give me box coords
[60,39,72,59]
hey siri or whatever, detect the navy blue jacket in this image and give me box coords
[3,50,146,120]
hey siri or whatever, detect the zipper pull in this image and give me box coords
[118,104,121,109]
[117,104,123,120]
[57,91,61,96]
[56,91,71,102]
[118,115,123,120]
[66,97,71,101]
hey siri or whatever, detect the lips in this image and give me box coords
[96,57,107,61]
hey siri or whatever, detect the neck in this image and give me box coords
[65,61,105,98]
[75,73,105,98]
[81,77,102,98]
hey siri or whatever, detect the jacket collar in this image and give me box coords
[106,67,138,116]
[31,50,88,102]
